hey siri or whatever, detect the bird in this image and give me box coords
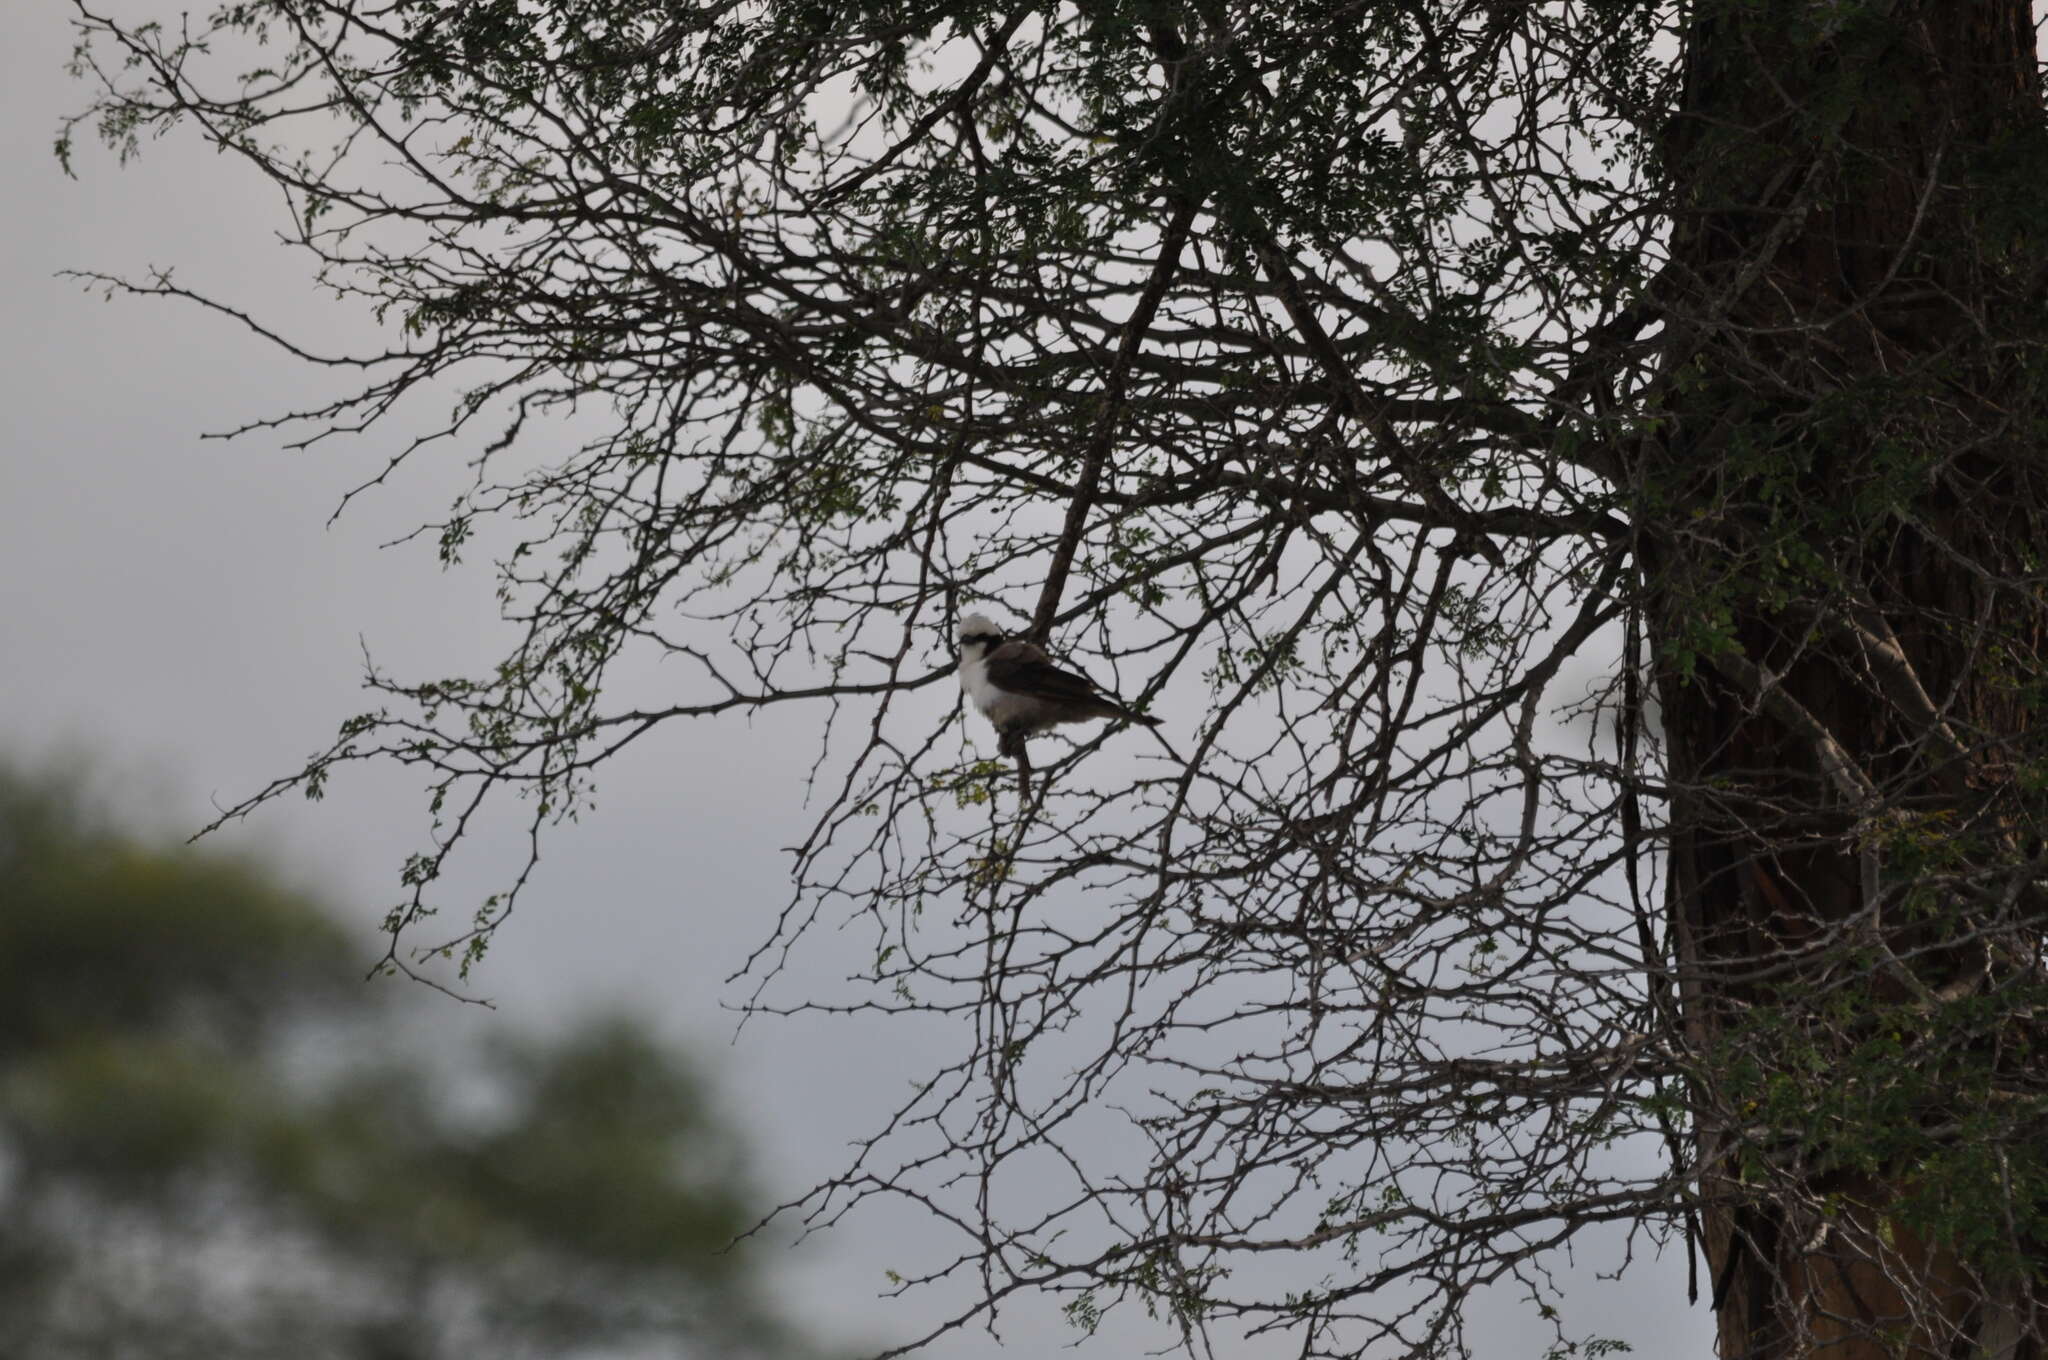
[955,613,1159,759]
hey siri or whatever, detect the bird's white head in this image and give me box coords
[956,612,1006,660]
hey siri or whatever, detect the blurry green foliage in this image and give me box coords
[0,766,820,1360]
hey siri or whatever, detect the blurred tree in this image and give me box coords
[0,766,812,1360]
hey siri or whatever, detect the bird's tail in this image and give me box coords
[1097,699,1160,726]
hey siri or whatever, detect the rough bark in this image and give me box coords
[1654,2,2048,1355]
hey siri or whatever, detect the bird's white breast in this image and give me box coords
[959,650,1043,729]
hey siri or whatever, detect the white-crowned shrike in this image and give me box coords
[956,612,1158,758]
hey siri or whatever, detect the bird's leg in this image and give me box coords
[997,726,1032,800]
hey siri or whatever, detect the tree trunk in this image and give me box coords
[1653,2,2048,1355]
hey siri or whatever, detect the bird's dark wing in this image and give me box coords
[983,641,1103,702]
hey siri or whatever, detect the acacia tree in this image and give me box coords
[62,1,2048,1356]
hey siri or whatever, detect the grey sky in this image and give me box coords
[2,7,1710,1356]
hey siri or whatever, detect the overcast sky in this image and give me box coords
[2,7,1711,1357]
